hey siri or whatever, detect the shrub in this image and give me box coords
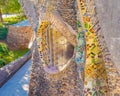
[0,59,6,68]
[0,23,5,28]
[3,15,27,25]
[0,43,29,68]
[0,27,8,40]
[0,43,9,54]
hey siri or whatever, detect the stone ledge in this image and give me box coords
[0,51,31,87]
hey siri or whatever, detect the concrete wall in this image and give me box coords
[95,0,120,73]
[7,26,34,50]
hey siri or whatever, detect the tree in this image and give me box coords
[2,0,23,14]
[0,0,23,22]
[0,0,7,22]
[0,8,3,22]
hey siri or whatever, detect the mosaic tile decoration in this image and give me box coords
[30,21,81,96]
[75,14,86,96]
[19,0,120,96]
[77,0,120,95]
[77,1,109,96]
[37,21,74,68]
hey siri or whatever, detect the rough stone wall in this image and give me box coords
[29,41,81,96]
[19,0,39,31]
[7,26,34,50]
[19,0,80,95]
[28,0,81,95]
[89,0,120,95]
[20,0,77,32]
[19,0,120,95]
[57,0,77,31]
[95,0,120,74]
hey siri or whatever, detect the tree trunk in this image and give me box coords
[0,8,3,22]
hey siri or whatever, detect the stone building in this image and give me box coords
[7,20,35,50]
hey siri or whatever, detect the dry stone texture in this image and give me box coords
[95,0,120,74]
[7,26,34,50]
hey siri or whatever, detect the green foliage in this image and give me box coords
[77,21,82,27]
[0,15,27,40]
[0,42,9,53]
[0,43,11,67]
[0,0,27,28]
[12,49,29,59]
[0,27,8,40]
[0,43,29,68]
[0,59,6,68]
[0,22,4,27]
[84,22,89,29]
[0,0,23,14]
[3,15,27,25]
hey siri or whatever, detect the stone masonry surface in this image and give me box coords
[7,26,34,50]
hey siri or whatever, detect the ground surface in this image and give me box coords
[0,59,32,96]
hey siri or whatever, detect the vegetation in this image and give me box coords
[0,0,29,68]
[0,0,23,22]
[0,22,4,27]
[0,0,27,40]
[0,24,8,40]
[0,14,27,40]
[12,49,29,58]
[3,15,27,25]
[0,43,29,68]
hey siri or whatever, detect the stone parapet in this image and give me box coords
[0,51,31,87]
